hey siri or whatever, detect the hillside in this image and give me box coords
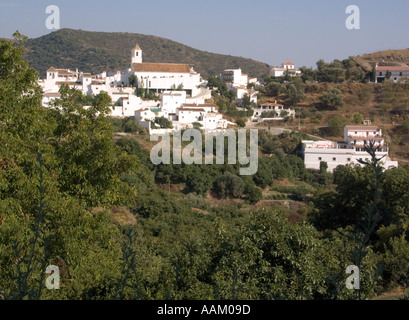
[23,28,271,80]
[352,48,409,71]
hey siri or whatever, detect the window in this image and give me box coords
[333,157,336,161]
[347,158,351,162]
[400,72,403,76]
[318,157,322,161]
[379,72,383,76]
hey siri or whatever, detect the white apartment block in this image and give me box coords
[223,68,249,87]
[302,125,398,172]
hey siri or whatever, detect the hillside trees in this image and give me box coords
[0,35,141,299]
[47,85,140,207]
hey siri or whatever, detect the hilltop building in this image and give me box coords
[130,43,203,97]
[269,61,301,78]
[301,125,398,172]
[375,64,409,83]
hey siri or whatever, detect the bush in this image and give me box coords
[184,193,207,209]
[124,119,143,133]
[154,116,173,129]
[214,172,245,199]
[353,112,363,125]
[328,115,348,136]
[321,88,344,109]
[236,119,246,127]
[381,235,409,290]
[401,119,409,134]
[225,109,254,117]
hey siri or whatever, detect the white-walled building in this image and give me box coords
[252,102,295,122]
[302,125,398,172]
[227,84,258,105]
[130,43,202,97]
[38,43,232,132]
[161,91,187,114]
[375,65,409,83]
[269,61,302,78]
[343,125,385,148]
[223,68,249,87]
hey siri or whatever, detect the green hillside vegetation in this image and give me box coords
[23,28,270,79]
[2,34,409,301]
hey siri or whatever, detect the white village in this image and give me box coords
[38,43,399,171]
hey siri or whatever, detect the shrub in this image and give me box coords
[236,119,246,127]
[214,172,245,199]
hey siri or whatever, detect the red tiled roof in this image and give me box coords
[376,66,409,71]
[133,63,190,73]
[182,103,214,108]
[348,136,383,140]
[345,125,380,131]
[261,103,284,107]
[178,108,206,112]
[282,61,295,65]
[56,81,80,85]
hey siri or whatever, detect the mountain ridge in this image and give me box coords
[23,28,271,80]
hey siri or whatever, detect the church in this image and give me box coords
[129,43,202,97]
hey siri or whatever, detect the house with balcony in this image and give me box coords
[252,101,295,122]
[302,125,398,172]
[269,61,302,78]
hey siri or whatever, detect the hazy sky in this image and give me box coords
[1,0,408,68]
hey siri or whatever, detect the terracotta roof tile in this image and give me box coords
[133,63,190,73]
[376,66,409,71]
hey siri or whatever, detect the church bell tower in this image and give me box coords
[132,43,142,64]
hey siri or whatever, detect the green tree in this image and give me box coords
[0,34,140,300]
[48,85,139,207]
[266,82,286,97]
[242,94,251,109]
[287,84,305,106]
[214,172,245,199]
[353,112,363,124]
[236,119,246,127]
[321,88,344,109]
[154,116,173,129]
[128,74,137,87]
[327,115,348,136]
